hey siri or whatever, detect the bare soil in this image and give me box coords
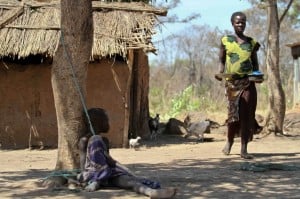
[1,124,300,198]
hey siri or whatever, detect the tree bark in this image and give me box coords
[122,50,133,148]
[265,0,286,134]
[51,0,93,170]
[129,50,150,139]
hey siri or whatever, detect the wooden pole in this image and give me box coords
[294,58,300,107]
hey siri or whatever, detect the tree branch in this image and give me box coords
[279,0,294,25]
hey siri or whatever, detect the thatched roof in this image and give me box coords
[287,42,300,59]
[0,0,167,59]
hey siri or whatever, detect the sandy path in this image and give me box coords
[0,132,300,199]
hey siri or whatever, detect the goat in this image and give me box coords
[184,115,211,142]
[148,114,160,140]
[129,136,141,149]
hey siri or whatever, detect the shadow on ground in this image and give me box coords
[1,151,299,199]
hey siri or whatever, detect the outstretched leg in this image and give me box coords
[110,175,177,198]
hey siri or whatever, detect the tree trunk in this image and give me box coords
[122,50,133,148]
[51,0,93,170]
[129,50,150,139]
[265,0,286,134]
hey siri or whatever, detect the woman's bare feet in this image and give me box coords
[222,148,230,155]
[241,153,254,159]
[222,142,233,155]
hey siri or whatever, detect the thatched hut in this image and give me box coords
[287,42,300,108]
[0,0,167,149]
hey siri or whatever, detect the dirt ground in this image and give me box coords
[1,123,300,199]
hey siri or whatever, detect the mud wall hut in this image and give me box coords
[0,0,167,149]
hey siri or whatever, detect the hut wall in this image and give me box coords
[87,59,129,148]
[0,59,129,149]
[0,61,56,149]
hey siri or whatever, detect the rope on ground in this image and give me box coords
[43,169,81,180]
[42,169,82,192]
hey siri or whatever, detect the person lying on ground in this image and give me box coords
[78,108,177,198]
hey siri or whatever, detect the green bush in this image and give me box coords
[149,84,228,121]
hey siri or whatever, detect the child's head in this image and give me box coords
[84,108,110,134]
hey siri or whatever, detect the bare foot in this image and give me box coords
[222,142,233,155]
[241,153,254,159]
[149,187,177,199]
[222,148,230,155]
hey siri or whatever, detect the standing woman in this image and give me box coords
[216,12,261,159]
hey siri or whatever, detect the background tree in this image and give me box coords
[260,0,294,134]
[289,0,300,27]
[51,0,93,170]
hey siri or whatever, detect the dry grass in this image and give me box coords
[0,0,167,58]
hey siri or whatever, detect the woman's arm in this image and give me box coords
[215,43,226,81]
[251,42,260,71]
[219,43,226,73]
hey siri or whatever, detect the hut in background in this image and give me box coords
[287,42,300,108]
[0,0,167,149]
